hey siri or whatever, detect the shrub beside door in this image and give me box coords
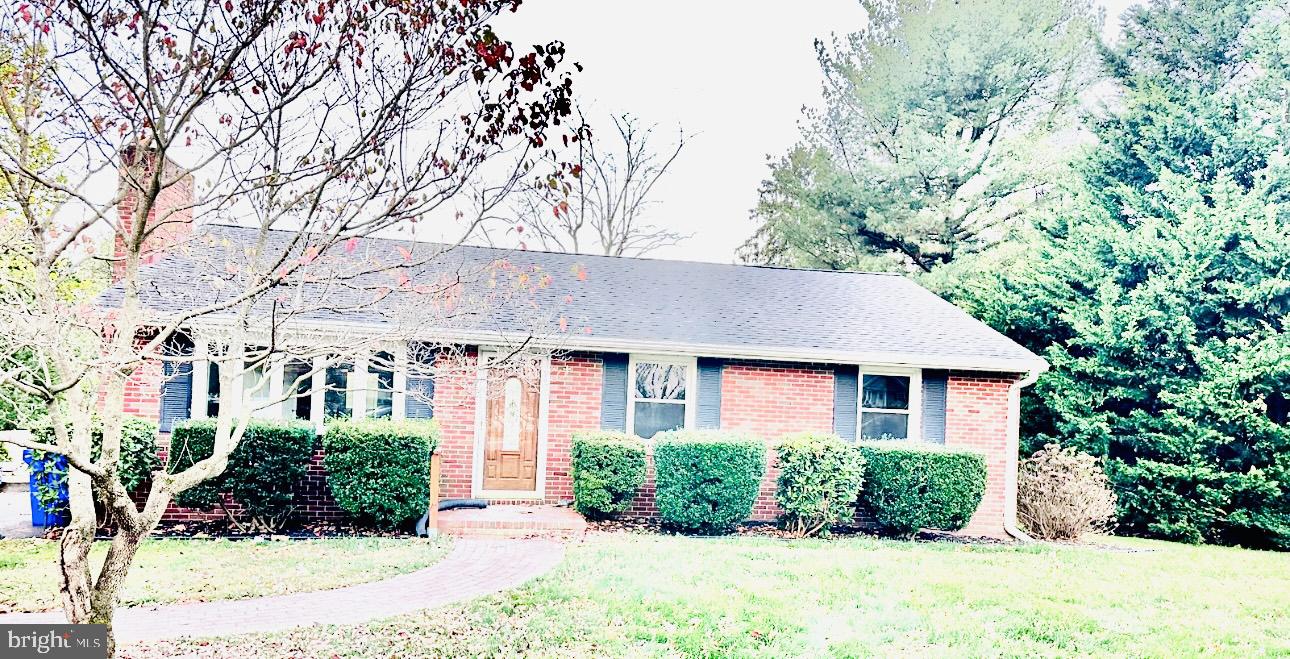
[570,431,647,519]
[322,418,439,530]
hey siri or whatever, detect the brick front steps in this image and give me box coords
[437,505,587,539]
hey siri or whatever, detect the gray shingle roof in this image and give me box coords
[115,224,1045,372]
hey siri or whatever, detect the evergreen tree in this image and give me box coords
[740,0,1098,272]
[946,0,1290,547]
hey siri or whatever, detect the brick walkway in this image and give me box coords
[0,538,563,644]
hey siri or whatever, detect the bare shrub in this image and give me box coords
[1018,443,1117,541]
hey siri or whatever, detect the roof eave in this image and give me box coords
[179,314,1050,376]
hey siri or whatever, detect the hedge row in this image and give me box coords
[169,417,438,532]
[568,429,987,538]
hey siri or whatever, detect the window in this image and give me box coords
[324,362,354,419]
[204,348,271,417]
[860,373,915,440]
[367,351,394,419]
[283,359,313,421]
[628,357,694,439]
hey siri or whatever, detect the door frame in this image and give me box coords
[471,347,551,500]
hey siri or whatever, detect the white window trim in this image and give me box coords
[471,348,551,500]
[625,354,698,438]
[857,367,922,442]
[189,335,414,431]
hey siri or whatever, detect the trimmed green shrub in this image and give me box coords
[31,416,160,492]
[323,418,439,529]
[775,432,866,537]
[653,430,766,533]
[570,431,647,518]
[109,417,162,492]
[169,419,316,532]
[858,442,986,538]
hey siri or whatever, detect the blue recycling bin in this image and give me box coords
[24,449,69,527]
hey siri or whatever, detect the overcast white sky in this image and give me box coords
[491,0,1139,263]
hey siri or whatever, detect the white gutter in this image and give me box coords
[1003,367,1045,541]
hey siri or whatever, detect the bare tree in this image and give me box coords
[504,112,687,257]
[0,0,579,651]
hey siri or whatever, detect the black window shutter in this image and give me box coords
[696,358,723,429]
[600,353,628,432]
[921,370,948,444]
[405,344,437,419]
[833,365,859,441]
[159,361,193,433]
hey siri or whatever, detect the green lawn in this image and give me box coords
[0,536,450,613]
[123,532,1289,658]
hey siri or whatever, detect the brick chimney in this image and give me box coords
[113,146,195,281]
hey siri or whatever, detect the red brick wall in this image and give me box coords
[944,372,1018,537]
[114,156,194,282]
[719,361,836,438]
[432,350,478,500]
[120,357,163,422]
[542,353,603,503]
[719,361,835,521]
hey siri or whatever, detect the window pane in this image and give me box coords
[635,363,687,400]
[324,363,353,418]
[862,375,910,410]
[284,360,312,421]
[861,412,909,440]
[244,362,270,404]
[206,361,221,417]
[633,401,685,439]
[367,352,394,419]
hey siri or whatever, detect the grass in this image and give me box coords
[123,532,1290,658]
[0,536,450,613]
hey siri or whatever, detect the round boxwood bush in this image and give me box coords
[775,432,866,537]
[169,419,316,532]
[857,441,986,538]
[323,418,439,529]
[653,430,766,534]
[571,431,647,519]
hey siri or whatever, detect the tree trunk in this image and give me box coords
[86,527,148,656]
[59,463,96,624]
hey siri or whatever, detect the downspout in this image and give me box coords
[1003,366,1045,541]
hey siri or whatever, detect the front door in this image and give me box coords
[482,368,541,492]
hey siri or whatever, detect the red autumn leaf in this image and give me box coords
[397,246,413,262]
[344,237,358,254]
[305,245,321,263]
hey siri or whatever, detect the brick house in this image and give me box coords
[112,221,1046,538]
